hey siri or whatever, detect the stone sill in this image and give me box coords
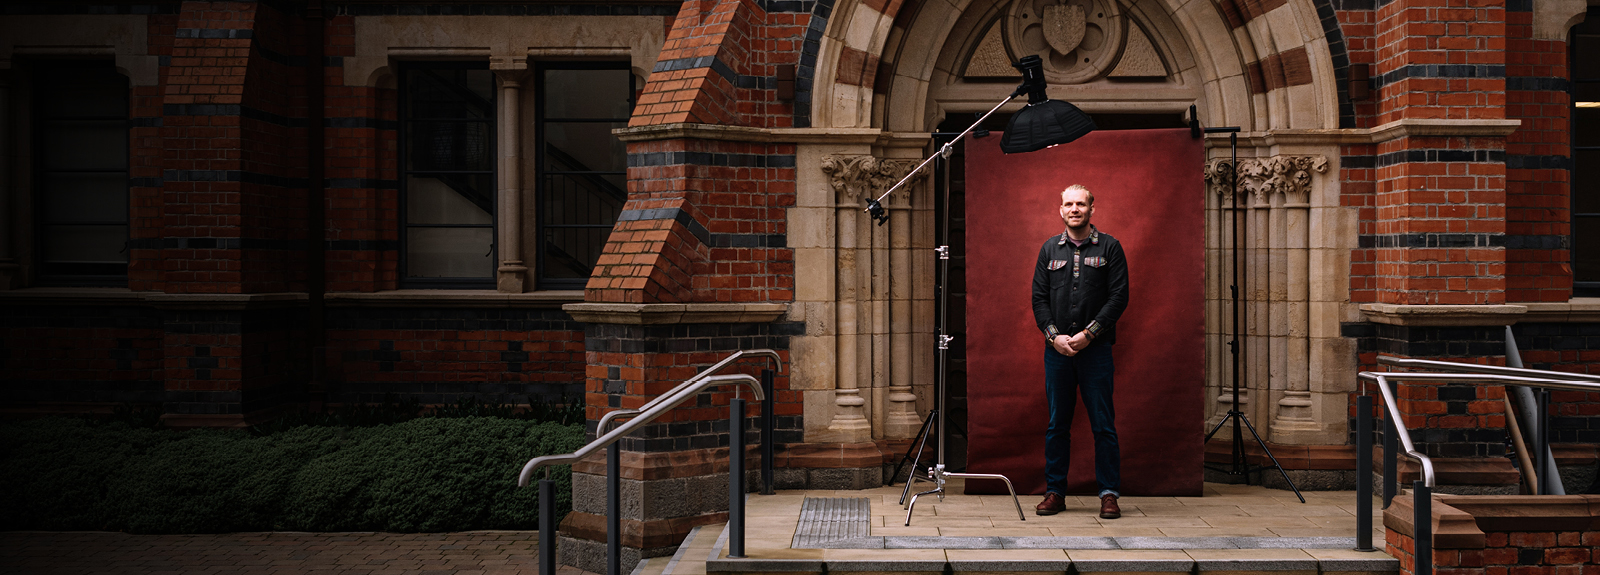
[1359,300,1600,326]
[1359,304,1526,326]
[0,287,307,309]
[563,302,789,324]
[1384,491,1600,547]
[323,289,582,308]
[0,288,587,310]
[1521,298,1600,322]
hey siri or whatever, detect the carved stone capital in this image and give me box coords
[1204,155,1328,205]
[821,154,921,202]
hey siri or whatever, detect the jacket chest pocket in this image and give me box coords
[1078,255,1107,284]
[1048,259,1070,287]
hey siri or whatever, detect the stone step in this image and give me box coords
[696,523,1399,575]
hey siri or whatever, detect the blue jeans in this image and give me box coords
[1043,343,1120,498]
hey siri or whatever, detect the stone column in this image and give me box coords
[822,155,872,443]
[819,154,920,442]
[0,72,16,290]
[1268,156,1328,438]
[1248,178,1271,427]
[493,68,528,293]
[1204,159,1242,430]
[885,178,919,439]
[1268,177,1290,440]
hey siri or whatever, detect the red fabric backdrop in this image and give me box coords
[963,128,1205,496]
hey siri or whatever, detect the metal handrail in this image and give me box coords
[1353,359,1600,572]
[596,349,783,434]
[518,373,764,486]
[1378,355,1600,384]
[1358,371,1596,488]
[518,348,782,486]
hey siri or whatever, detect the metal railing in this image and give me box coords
[1354,356,1600,575]
[518,349,783,575]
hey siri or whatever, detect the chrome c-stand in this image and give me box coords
[880,119,1026,526]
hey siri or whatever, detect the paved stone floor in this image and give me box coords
[0,531,593,575]
[679,479,1395,575]
[0,481,1391,575]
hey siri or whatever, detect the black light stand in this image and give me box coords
[1194,106,1305,502]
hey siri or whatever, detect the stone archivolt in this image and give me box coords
[1203,155,1328,204]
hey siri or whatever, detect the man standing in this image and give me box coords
[1030,184,1130,519]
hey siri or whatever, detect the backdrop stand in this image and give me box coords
[1192,108,1305,502]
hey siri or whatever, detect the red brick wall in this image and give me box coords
[588,139,796,305]
[631,0,805,128]
[322,14,400,293]
[324,308,585,405]
[1503,9,1573,303]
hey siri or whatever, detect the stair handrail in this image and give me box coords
[594,349,783,434]
[1377,355,1600,383]
[1358,370,1597,488]
[517,349,782,487]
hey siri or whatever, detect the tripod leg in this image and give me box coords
[1237,413,1306,503]
[899,412,938,505]
[1203,411,1236,442]
[894,410,937,487]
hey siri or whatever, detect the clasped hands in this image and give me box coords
[1051,332,1090,356]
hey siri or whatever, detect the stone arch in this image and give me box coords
[807,0,1351,134]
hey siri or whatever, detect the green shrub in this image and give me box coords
[0,417,584,533]
[0,419,170,530]
[279,418,582,532]
[106,426,346,533]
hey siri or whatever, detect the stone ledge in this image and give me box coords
[325,289,582,308]
[0,286,148,304]
[143,292,308,310]
[1519,298,1600,323]
[564,302,790,325]
[1383,492,1600,549]
[1365,118,1523,142]
[1373,456,1520,487]
[613,123,930,147]
[0,287,310,309]
[1216,119,1523,147]
[1358,304,1526,327]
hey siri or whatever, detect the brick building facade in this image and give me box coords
[1,0,1597,572]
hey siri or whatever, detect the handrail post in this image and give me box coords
[1383,386,1398,508]
[1536,389,1551,495]
[608,441,621,575]
[761,368,775,495]
[1414,480,1431,575]
[540,478,556,575]
[1356,394,1374,551]
[728,397,747,558]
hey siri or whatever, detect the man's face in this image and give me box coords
[1059,189,1094,230]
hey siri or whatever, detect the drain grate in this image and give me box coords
[791,497,872,548]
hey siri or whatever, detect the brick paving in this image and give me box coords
[0,531,596,575]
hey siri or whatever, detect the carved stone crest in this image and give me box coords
[1003,0,1126,83]
[1042,3,1086,56]
[1204,155,1328,204]
[820,155,922,202]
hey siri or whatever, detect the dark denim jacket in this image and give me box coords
[1031,226,1130,346]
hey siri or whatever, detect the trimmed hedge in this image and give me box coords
[0,417,584,533]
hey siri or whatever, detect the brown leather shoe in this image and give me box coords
[1035,492,1066,516]
[1099,494,1121,519]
